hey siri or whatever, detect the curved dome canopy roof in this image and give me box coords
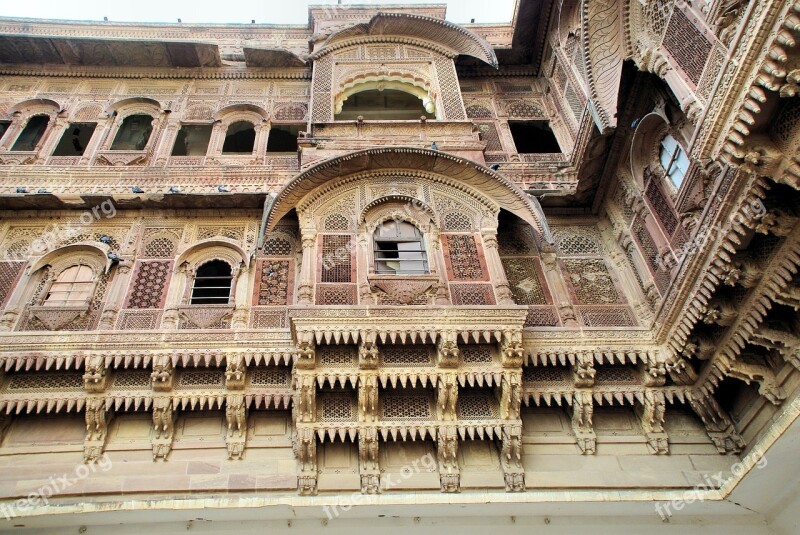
[266,147,552,245]
[313,12,498,68]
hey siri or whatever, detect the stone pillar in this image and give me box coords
[0,112,24,150]
[297,230,317,305]
[540,251,577,327]
[82,114,114,165]
[481,229,514,305]
[37,116,69,163]
[231,262,251,328]
[0,263,35,331]
[356,230,374,304]
[253,120,270,164]
[428,227,450,305]
[153,116,181,166]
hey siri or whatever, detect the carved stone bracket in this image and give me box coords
[438,373,458,421]
[225,393,247,460]
[500,329,524,368]
[293,373,316,423]
[84,397,111,463]
[573,358,596,388]
[637,390,669,455]
[688,393,745,454]
[500,371,521,420]
[571,390,596,455]
[151,355,174,391]
[358,374,378,423]
[437,330,460,367]
[358,337,379,369]
[225,355,246,390]
[359,427,381,494]
[83,355,108,393]
[727,358,786,405]
[500,424,524,492]
[437,426,460,493]
[294,426,318,495]
[152,396,175,461]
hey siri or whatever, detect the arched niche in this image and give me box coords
[28,242,112,275]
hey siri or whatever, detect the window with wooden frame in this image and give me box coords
[43,265,95,306]
[373,220,429,275]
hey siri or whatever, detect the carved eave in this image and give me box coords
[305,421,509,443]
[580,0,624,134]
[288,305,529,346]
[0,192,268,211]
[311,12,499,68]
[267,147,554,246]
[0,35,222,68]
[243,47,307,68]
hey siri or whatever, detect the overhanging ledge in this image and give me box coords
[265,147,554,246]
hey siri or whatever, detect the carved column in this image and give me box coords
[358,373,378,423]
[153,116,181,166]
[481,229,514,305]
[297,231,316,305]
[358,427,381,494]
[231,262,251,329]
[98,262,133,330]
[356,231,374,304]
[0,265,36,331]
[292,372,316,424]
[499,371,521,420]
[80,114,114,165]
[253,120,269,164]
[428,227,450,305]
[0,112,24,151]
[38,116,69,163]
[437,426,460,492]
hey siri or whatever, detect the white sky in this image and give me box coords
[1,0,516,25]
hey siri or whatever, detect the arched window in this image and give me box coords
[111,114,153,150]
[337,89,434,121]
[44,265,94,306]
[659,134,689,189]
[11,115,49,151]
[222,121,256,154]
[190,260,233,304]
[373,220,429,275]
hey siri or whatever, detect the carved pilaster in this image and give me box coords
[225,394,247,460]
[481,229,514,305]
[297,233,316,305]
[152,397,175,461]
[358,427,381,494]
[500,424,525,492]
[437,426,460,493]
[571,390,596,455]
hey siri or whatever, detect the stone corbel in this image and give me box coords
[83,355,108,393]
[225,355,246,390]
[637,390,669,455]
[642,360,667,387]
[438,373,458,421]
[572,357,596,388]
[500,329,524,368]
[437,426,460,493]
[723,256,763,288]
[225,393,247,460]
[358,374,378,423]
[702,298,738,326]
[151,355,174,391]
[499,424,525,492]
[84,397,111,463]
[754,209,798,237]
[666,355,699,385]
[688,393,745,454]
[358,336,379,369]
[500,371,522,420]
[293,373,316,423]
[295,332,316,369]
[727,358,786,405]
[294,426,318,495]
[774,283,800,309]
[358,427,381,494]
[152,396,176,461]
[571,390,596,455]
[437,330,460,367]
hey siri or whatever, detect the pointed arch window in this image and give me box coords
[373,220,429,275]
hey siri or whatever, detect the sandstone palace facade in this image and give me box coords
[0,1,798,533]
